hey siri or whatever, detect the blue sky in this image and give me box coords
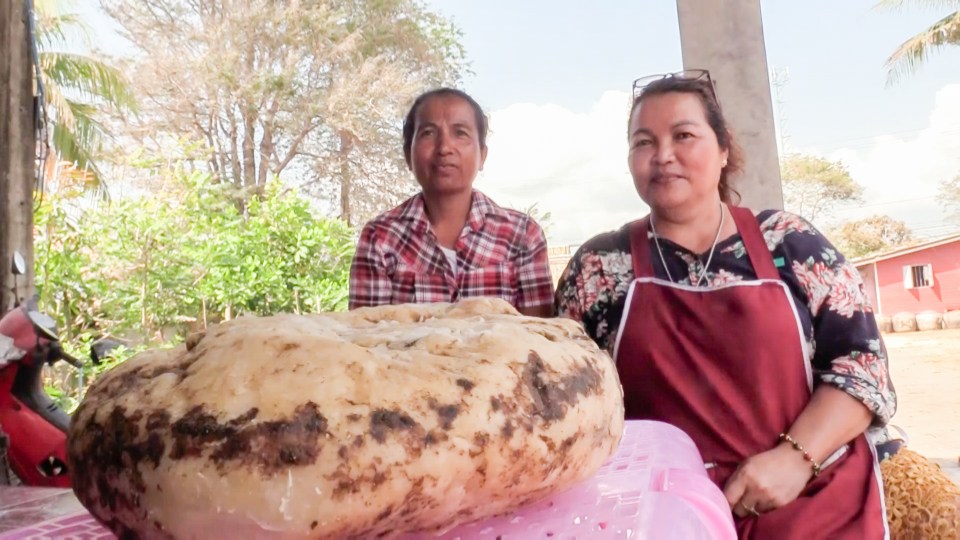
[418,0,960,243]
[79,1,960,244]
[424,0,958,153]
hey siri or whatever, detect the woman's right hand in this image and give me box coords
[723,443,812,517]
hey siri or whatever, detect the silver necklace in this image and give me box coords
[650,201,725,287]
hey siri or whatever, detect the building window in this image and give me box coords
[903,264,933,289]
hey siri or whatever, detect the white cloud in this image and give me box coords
[813,84,960,238]
[476,91,646,247]
[478,84,960,247]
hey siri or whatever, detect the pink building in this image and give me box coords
[853,233,960,316]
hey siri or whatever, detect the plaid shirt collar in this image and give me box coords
[396,190,510,234]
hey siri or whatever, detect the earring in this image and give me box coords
[721,159,728,167]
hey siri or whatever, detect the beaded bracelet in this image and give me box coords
[778,433,822,478]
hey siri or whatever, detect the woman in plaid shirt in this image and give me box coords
[349,88,555,316]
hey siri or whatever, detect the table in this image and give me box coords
[0,487,111,539]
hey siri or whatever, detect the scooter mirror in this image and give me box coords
[27,310,59,341]
[11,252,25,276]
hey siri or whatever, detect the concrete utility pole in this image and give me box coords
[0,0,36,311]
[677,0,783,210]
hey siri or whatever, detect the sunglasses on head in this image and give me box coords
[632,69,720,107]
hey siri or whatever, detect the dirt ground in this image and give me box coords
[884,328,960,486]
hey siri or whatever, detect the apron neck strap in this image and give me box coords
[628,205,779,281]
[628,218,656,278]
[729,205,779,280]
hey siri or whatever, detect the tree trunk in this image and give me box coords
[339,130,354,226]
[227,110,241,185]
[242,107,256,187]
[200,111,220,179]
[0,0,36,312]
[257,98,280,187]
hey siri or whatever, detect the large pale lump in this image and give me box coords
[68,298,625,539]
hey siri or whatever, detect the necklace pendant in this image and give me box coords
[650,201,725,287]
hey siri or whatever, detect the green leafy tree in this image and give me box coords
[781,154,864,223]
[938,173,960,221]
[34,170,356,409]
[521,202,554,239]
[829,215,915,258]
[876,0,960,84]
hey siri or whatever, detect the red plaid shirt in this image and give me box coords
[349,190,554,310]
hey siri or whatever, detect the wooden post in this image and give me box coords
[0,0,36,311]
[676,0,783,210]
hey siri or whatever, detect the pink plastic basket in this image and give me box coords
[408,420,736,539]
[0,420,735,539]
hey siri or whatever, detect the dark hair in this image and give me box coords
[402,88,488,166]
[629,77,743,204]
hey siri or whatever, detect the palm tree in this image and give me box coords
[877,1,960,85]
[32,0,136,195]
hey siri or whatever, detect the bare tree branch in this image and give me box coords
[101,0,467,214]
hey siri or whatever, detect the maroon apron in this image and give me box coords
[613,205,887,539]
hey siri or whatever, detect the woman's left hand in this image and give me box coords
[723,443,813,518]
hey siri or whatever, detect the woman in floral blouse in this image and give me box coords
[555,70,894,538]
[556,210,897,432]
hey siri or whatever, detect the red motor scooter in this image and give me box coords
[0,251,102,487]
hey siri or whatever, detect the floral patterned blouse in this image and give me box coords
[555,209,898,451]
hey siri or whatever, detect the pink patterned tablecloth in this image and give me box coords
[0,488,112,539]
